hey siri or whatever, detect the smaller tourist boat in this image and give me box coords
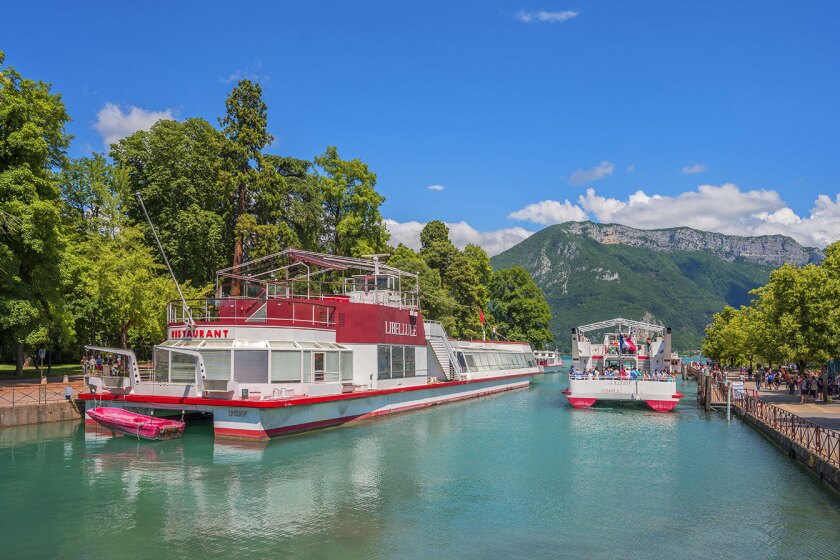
[87,407,185,440]
[534,350,565,373]
[564,318,683,412]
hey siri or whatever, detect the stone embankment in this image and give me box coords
[0,378,86,428]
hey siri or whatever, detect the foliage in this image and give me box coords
[490,267,553,349]
[0,51,71,371]
[112,118,234,284]
[315,146,388,257]
[702,242,840,368]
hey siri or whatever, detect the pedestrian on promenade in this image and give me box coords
[799,376,808,404]
[756,370,762,391]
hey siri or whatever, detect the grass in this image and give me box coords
[0,363,82,381]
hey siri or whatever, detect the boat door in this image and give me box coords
[313,352,326,382]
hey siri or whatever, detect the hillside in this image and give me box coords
[491,222,823,351]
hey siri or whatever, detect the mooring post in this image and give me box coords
[726,381,732,421]
[704,375,712,412]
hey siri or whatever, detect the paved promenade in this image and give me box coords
[745,385,840,431]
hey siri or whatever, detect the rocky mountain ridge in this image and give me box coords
[562,222,823,267]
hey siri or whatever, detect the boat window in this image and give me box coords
[340,352,353,381]
[271,351,301,383]
[153,348,169,382]
[313,352,325,382]
[464,354,477,370]
[325,352,339,378]
[233,350,269,384]
[392,347,405,378]
[405,347,415,376]
[378,346,392,379]
[201,349,232,381]
[170,352,197,382]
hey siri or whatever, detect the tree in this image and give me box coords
[315,146,388,256]
[219,80,273,293]
[419,220,458,279]
[0,51,71,374]
[444,254,485,340]
[463,243,492,308]
[489,267,553,349]
[112,118,234,285]
[387,244,455,321]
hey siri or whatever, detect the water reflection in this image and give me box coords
[0,376,839,559]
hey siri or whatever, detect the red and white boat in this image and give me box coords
[533,350,564,373]
[562,318,683,412]
[80,250,541,440]
[87,407,186,440]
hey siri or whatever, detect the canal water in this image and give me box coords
[1,374,838,559]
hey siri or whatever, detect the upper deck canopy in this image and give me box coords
[576,318,665,335]
[217,249,417,285]
[209,249,420,311]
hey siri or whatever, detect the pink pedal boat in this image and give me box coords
[87,407,186,440]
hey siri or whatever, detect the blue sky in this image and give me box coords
[4,1,839,253]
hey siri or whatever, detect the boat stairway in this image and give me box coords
[425,322,462,381]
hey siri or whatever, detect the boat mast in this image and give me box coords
[135,193,195,328]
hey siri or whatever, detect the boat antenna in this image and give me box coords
[135,193,195,328]
[362,253,390,275]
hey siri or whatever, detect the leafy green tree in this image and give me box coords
[59,153,121,236]
[388,244,455,321]
[489,267,553,349]
[315,146,388,256]
[463,243,492,307]
[112,118,234,284]
[444,254,484,340]
[219,80,273,292]
[0,51,71,373]
[419,220,458,279]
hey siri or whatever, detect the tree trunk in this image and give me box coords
[120,321,132,349]
[15,343,24,376]
[230,175,248,297]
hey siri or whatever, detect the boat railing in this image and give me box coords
[168,298,337,327]
[568,373,676,382]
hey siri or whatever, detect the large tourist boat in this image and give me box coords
[533,350,564,373]
[79,250,540,440]
[562,318,683,412]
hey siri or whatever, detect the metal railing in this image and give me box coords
[569,373,676,382]
[168,298,337,327]
[0,384,78,406]
[732,391,840,469]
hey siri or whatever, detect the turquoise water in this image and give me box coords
[1,374,839,559]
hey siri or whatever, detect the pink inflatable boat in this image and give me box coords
[87,407,185,440]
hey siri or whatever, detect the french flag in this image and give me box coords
[620,334,637,353]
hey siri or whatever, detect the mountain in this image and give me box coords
[490,222,823,351]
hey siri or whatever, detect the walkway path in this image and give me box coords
[744,386,840,431]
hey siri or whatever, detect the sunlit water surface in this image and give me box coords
[1,374,838,559]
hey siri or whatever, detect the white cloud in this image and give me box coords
[509,184,840,248]
[385,219,534,256]
[569,161,614,185]
[681,163,707,174]
[507,199,587,225]
[516,10,578,23]
[626,164,636,173]
[223,59,268,84]
[94,103,174,147]
[427,184,445,191]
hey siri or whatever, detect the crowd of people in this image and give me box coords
[747,367,837,404]
[568,365,675,381]
[707,364,838,405]
[81,354,123,376]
